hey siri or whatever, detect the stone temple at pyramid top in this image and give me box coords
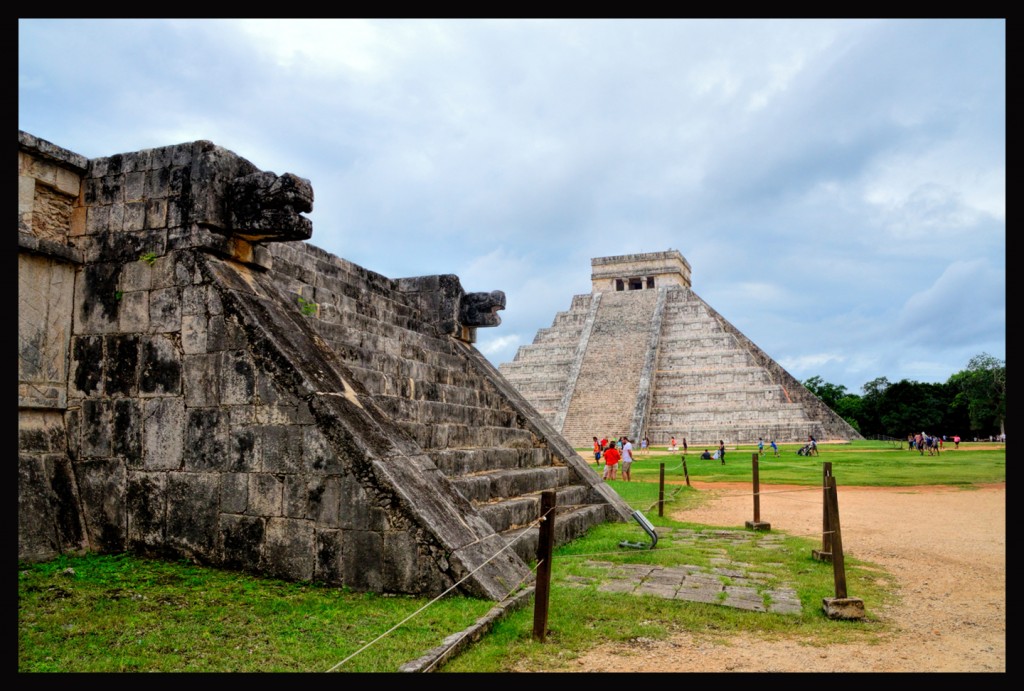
[590,249,692,293]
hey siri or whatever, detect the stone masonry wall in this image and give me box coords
[18,131,631,600]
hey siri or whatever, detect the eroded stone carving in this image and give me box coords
[228,171,313,242]
[459,290,506,328]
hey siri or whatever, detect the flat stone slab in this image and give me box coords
[558,526,808,616]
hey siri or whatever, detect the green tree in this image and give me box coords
[834,394,863,433]
[803,376,861,431]
[857,377,890,438]
[956,353,1006,437]
[879,380,944,437]
[802,376,848,410]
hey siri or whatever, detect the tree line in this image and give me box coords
[803,353,1006,440]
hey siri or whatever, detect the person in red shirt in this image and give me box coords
[602,443,621,481]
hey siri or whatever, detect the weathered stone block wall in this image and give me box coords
[18,131,632,599]
[18,135,89,562]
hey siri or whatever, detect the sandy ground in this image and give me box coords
[570,481,1006,673]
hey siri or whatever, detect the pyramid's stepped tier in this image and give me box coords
[498,250,861,450]
[640,286,852,445]
[268,242,626,562]
[498,295,594,420]
[559,289,660,446]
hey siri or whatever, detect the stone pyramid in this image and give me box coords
[499,250,862,449]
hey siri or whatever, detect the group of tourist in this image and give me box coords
[904,432,1003,452]
[909,432,943,455]
[591,435,636,481]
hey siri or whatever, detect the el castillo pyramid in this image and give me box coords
[498,250,862,449]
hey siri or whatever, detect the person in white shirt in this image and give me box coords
[620,437,635,481]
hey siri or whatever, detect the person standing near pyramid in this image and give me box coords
[602,443,621,481]
[621,437,634,481]
[718,439,726,465]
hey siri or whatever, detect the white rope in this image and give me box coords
[325,505,553,672]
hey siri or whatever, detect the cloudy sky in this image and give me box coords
[19,18,1005,393]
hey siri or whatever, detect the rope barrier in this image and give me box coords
[419,556,544,673]
[325,504,555,672]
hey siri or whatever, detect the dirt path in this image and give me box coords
[571,482,1006,672]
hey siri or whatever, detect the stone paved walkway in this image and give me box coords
[562,527,803,615]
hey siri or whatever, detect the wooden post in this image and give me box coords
[813,462,833,561]
[824,476,846,598]
[745,453,770,530]
[532,490,556,642]
[821,475,865,619]
[682,457,690,487]
[752,454,761,522]
[658,463,665,517]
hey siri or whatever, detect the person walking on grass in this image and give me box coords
[718,439,726,465]
[770,439,779,457]
[758,437,764,457]
[592,436,602,468]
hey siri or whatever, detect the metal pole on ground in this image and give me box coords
[821,475,865,619]
[812,462,833,561]
[532,490,556,641]
[745,453,770,531]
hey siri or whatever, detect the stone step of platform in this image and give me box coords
[428,447,555,476]
[450,466,574,503]
[499,503,611,563]
[642,422,826,446]
[475,484,597,536]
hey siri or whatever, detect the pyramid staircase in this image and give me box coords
[269,242,629,563]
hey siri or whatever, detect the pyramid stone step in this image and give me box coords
[500,503,612,563]
[474,485,597,535]
[450,466,574,503]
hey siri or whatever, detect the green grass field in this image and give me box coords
[598,439,1005,487]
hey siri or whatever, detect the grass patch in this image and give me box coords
[613,439,1005,487]
[18,553,494,673]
